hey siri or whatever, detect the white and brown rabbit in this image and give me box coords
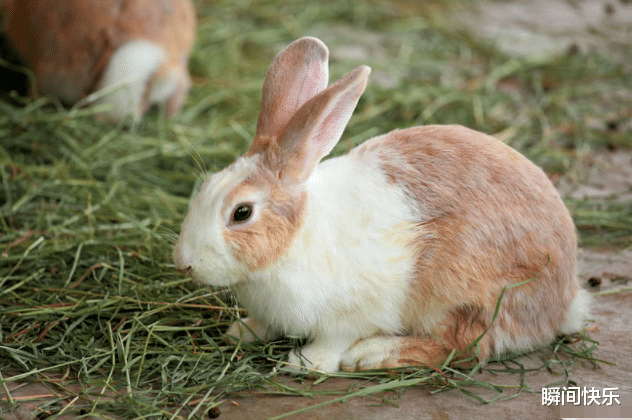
[1,0,195,122]
[173,37,591,373]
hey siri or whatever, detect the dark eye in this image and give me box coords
[232,204,253,223]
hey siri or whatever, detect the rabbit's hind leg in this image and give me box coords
[339,335,455,371]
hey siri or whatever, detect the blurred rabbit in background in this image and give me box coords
[0,0,196,122]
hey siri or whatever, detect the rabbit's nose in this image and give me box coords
[173,238,192,272]
[176,266,192,276]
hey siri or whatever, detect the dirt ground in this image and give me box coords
[2,0,632,419]
[458,0,632,64]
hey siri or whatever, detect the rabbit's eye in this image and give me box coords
[232,204,253,223]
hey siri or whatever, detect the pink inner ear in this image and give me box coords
[310,92,360,159]
[270,55,329,138]
[298,64,329,109]
[254,38,329,146]
[276,65,371,184]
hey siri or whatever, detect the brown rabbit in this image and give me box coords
[173,37,591,373]
[1,0,195,122]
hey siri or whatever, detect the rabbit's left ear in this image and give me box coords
[276,65,371,184]
[252,37,329,151]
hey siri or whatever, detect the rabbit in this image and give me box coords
[173,37,591,373]
[1,0,195,122]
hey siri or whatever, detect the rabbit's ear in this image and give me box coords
[252,37,329,148]
[277,65,371,184]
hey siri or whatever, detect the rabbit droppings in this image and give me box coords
[173,37,591,373]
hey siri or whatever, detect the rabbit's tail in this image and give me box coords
[558,288,592,335]
[96,39,189,122]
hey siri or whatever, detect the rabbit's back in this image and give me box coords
[356,125,579,355]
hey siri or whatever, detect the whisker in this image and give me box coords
[189,143,208,178]
[157,226,180,244]
[176,133,208,179]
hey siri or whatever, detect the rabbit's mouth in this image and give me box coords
[183,264,249,289]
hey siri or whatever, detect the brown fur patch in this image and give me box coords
[222,166,306,270]
[247,135,276,158]
[361,125,578,359]
[391,337,452,368]
[436,305,492,363]
[247,133,317,186]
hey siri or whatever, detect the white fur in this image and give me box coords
[173,155,262,287]
[225,148,420,371]
[225,317,273,342]
[147,67,184,104]
[176,141,421,372]
[558,288,592,334]
[96,40,166,121]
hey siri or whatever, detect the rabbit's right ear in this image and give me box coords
[251,37,329,152]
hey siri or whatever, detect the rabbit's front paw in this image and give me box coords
[225,317,272,343]
[286,344,342,373]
